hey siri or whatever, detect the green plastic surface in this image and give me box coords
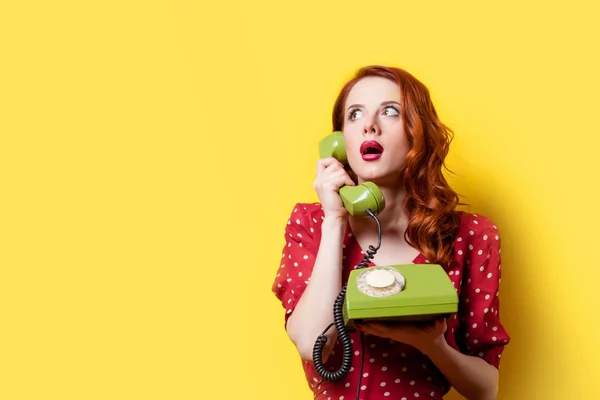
[318,131,347,164]
[339,183,385,217]
[319,131,386,217]
[343,264,458,330]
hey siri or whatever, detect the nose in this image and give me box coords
[363,119,381,136]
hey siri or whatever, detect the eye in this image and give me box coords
[383,106,399,116]
[349,109,363,120]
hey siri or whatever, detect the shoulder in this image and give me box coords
[451,211,503,287]
[452,211,502,271]
[455,211,501,246]
[285,202,325,234]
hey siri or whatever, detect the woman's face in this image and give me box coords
[342,76,410,186]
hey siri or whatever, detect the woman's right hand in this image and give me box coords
[313,157,355,221]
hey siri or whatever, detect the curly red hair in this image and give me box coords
[332,65,461,269]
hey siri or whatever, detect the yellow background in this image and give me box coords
[1,1,599,399]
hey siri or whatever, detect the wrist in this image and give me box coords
[321,215,348,231]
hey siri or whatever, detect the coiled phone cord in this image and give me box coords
[312,208,382,399]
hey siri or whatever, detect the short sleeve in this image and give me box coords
[271,203,320,327]
[458,217,510,369]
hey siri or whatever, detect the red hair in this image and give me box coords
[332,65,461,269]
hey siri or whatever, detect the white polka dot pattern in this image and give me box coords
[272,204,510,400]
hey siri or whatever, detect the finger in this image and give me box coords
[340,171,355,187]
[316,169,351,189]
[323,175,354,192]
[316,158,332,175]
[328,168,350,181]
[323,162,344,176]
[435,318,448,332]
[358,322,389,336]
[388,322,423,334]
[355,324,378,336]
[328,169,355,186]
[316,158,342,175]
[409,318,433,326]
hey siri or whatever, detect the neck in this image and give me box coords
[374,185,408,233]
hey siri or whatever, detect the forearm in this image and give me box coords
[286,217,346,361]
[423,341,499,400]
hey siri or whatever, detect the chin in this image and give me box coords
[350,156,403,184]
[356,168,402,187]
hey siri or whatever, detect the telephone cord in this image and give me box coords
[312,208,382,400]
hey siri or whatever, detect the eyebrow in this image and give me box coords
[346,101,401,111]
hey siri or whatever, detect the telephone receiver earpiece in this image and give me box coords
[319,131,386,217]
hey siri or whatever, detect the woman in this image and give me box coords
[272,65,510,400]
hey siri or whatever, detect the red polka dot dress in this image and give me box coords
[272,203,510,400]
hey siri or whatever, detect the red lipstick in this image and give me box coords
[360,140,384,161]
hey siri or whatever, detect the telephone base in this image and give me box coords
[343,263,459,331]
[345,312,456,332]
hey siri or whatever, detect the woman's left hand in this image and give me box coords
[355,318,448,356]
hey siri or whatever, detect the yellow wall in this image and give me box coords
[1,1,598,399]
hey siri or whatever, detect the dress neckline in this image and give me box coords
[344,222,426,267]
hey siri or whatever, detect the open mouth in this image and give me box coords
[360,141,384,159]
[363,147,382,155]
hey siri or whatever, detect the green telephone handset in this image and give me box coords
[318,131,385,217]
[312,132,459,388]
